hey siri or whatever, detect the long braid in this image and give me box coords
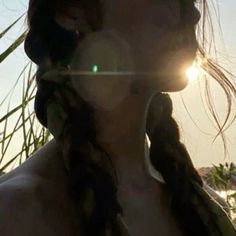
[146,93,208,235]
[25,1,122,235]
[147,94,236,236]
[54,86,122,236]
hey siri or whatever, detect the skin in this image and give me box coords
[69,0,200,192]
[0,0,201,235]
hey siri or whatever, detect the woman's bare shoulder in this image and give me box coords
[0,173,45,235]
[0,140,81,236]
[0,140,58,209]
[0,139,69,208]
[0,139,65,184]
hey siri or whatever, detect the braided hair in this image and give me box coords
[25,1,122,236]
[147,93,236,236]
[25,1,236,236]
[147,93,208,235]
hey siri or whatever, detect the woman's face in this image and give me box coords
[102,0,200,90]
[65,0,200,109]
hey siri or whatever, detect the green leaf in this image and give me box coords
[0,14,25,39]
[0,31,27,63]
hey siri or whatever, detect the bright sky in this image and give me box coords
[0,0,236,168]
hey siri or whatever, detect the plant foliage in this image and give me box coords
[0,17,51,173]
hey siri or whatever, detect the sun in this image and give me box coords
[185,62,201,82]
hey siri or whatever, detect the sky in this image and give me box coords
[0,0,236,168]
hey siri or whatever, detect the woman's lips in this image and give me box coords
[155,47,198,78]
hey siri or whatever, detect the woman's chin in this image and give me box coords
[149,72,189,92]
[165,75,189,92]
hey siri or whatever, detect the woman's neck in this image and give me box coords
[93,86,155,188]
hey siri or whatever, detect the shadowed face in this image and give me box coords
[56,0,201,109]
[101,0,200,90]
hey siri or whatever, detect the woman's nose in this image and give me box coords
[181,4,201,27]
[193,7,201,25]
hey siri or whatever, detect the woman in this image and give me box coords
[0,0,235,235]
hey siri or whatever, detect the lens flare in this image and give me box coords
[92,64,98,73]
[186,62,200,82]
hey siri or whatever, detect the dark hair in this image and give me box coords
[24,1,236,235]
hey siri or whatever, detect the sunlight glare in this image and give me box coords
[185,63,200,82]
